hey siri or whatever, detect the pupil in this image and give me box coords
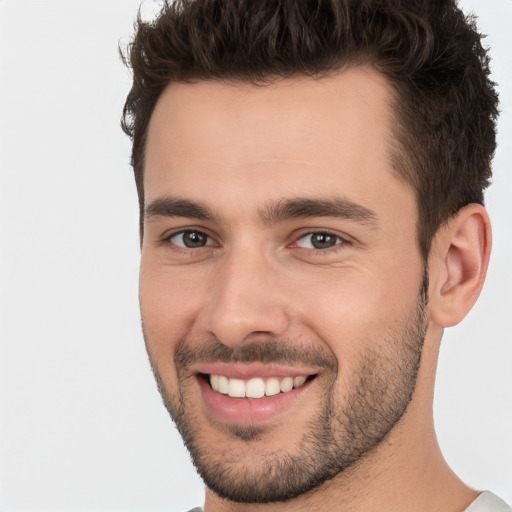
[184,231,206,248]
[312,233,336,249]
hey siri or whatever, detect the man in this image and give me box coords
[121,0,510,510]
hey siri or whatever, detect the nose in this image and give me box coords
[196,247,291,348]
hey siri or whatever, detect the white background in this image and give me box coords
[0,1,510,510]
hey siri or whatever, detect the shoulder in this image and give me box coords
[465,492,511,512]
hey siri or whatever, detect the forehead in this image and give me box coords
[144,67,411,221]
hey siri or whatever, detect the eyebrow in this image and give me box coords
[259,197,378,228]
[144,195,378,228]
[145,197,215,221]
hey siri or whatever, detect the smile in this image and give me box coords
[192,363,320,425]
[209,374,308,399]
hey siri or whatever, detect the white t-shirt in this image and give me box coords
[464,492,511,512]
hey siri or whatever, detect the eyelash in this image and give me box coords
[290,231,348,252]
[165,229,217,250]
[163,228,348,254]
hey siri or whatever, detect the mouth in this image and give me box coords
[206,373,311,398]
[192,364,319,426]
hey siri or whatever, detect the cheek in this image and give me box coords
[139,258,204,367]
[290,264,423,367]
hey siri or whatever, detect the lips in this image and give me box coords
[192,363,317,425]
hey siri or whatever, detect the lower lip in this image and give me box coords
[197,375,312,426]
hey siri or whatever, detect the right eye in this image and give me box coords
[167,230,215,249]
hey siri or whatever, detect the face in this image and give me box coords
[140,68,428,503]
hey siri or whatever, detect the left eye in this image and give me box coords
[168,230,215,248]
[295,232,342,250]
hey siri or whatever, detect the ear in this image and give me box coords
[428,204,492,328]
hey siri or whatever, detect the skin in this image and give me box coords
[139,67,491,511]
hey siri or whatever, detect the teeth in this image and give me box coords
[209,374,310,398]
[265,378,281,397]
[280,376,294,392]
[246,378,265,398]
[218,375,229,394]
[210,374,219,390]
[293,376,307,388]
[228,378,245,398]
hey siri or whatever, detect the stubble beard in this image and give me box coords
[144,274,429,504]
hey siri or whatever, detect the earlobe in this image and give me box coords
[429,204,492,328]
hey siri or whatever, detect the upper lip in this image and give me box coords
[191,362,319,380]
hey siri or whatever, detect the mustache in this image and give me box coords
[174,337,337,371]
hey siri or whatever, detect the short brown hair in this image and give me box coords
[121,0,499,259]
